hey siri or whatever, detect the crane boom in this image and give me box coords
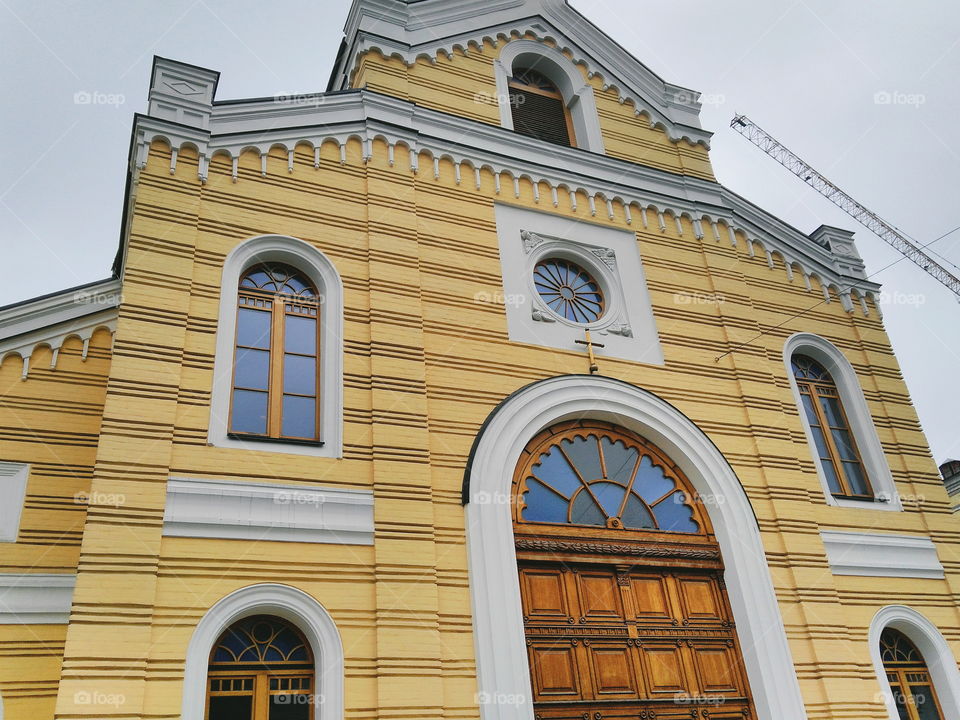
[730,114,960,298]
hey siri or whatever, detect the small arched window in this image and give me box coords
[880,628,945,720]
[206,615,314,720]
[230,263,320,441]
[508,67,575,147]
[791,354,871,498]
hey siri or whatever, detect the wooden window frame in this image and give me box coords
[508,70,577,147]
[228,267,322,444]
[205,616,315,720]
[881,630,946,720]
[794,363,872,499]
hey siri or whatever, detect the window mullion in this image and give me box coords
[268,300,285,437]
[255,670,269,720]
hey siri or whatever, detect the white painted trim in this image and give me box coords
[0,463,29,543]
[208,235,343,457]
[494,39,604,153]
[0,573,76,624]
[869,605,960,720]
[464,375,807,720]
[181,583,344,720]
[783,333,900,510]
[821,531,943,579]
[162,477,373,544]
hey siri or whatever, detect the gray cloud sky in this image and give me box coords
[1,0,957,464]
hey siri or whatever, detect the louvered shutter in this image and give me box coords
[509,88,572,147]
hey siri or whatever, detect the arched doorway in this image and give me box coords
[511,419,755,718]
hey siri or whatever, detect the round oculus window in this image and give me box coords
[533,258,605,323]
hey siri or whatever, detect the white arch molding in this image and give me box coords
[494,39,605,153]
[783,332,900,511]
[463,375,808,720]
[208,234,344,457]
[180,583,344,720]
[869,605,960,720]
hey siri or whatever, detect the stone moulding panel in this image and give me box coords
[162,478,374,545]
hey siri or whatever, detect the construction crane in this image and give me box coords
[730,114,960,299]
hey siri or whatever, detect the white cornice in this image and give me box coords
[0,573,76,624]
[134,87,879,307]
[163,478,373,545]
[820,531,944,579]
[0,278,119,379]
[332,0,711,146]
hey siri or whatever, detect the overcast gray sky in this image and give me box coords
[1,0,957,465]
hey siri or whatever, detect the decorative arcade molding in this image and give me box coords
[133,57,880,310]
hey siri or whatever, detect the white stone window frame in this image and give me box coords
[524,230,631,336]
[0,462,29,543]
[494,38,605,154]
[180,583,344,720]
[783,332,900,511]
[464,375,808,720]
[869,605,960,720]
[495,203,663,365]
[209,235,343,458]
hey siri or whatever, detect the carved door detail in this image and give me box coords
[513,421,756,720]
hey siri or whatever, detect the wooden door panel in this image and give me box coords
[586,641,641,699]
[689,642,744,696]
[528,642,581,700]
[573,569,625,623]
[676,575,725,625]
[628,574,675,625]
[520,567,571,623]
[639,643,690,698]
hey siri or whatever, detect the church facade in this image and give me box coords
[1,1,958,719]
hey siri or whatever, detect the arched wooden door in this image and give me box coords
[512,420,756,720]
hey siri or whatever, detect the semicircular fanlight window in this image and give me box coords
[210,615,312,667]
[240,263,317,299]
[519,429,700,533]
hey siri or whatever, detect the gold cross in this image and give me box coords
[574,330,605,374]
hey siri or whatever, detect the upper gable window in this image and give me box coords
[494,40,605,154]
[508,67,575,147]
[231,263,320,442]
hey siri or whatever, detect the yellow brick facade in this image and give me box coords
[0,7,956,720]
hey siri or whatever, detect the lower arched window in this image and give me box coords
[206,615,314,720]
[881,628,945,720]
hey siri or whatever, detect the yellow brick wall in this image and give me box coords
[0,331,112,719]
[27,132,952,720]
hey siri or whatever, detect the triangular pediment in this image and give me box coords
[330,0,712,146]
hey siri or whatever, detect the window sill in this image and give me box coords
[227,433,324,448]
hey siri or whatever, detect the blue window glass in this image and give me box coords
[518,428,700,534]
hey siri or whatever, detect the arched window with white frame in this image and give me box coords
[493,39,605,154]
[783,332,900,510]
[209,235,343,458]
[181,583,344,720]
[869,606,960,720]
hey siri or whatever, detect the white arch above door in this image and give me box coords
[462,374,807,720]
